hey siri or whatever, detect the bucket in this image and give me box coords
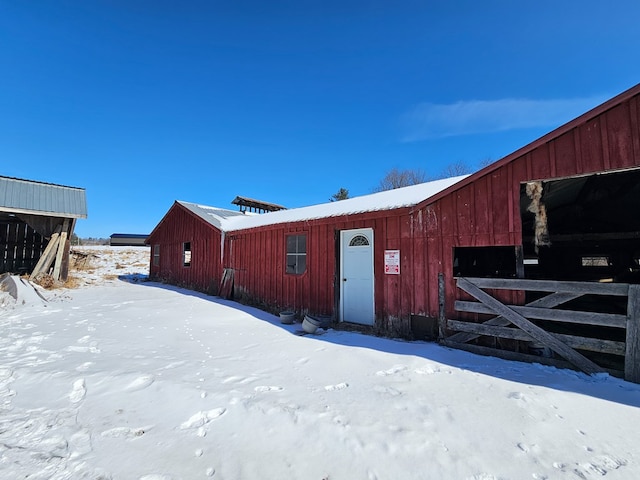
[279,311,295,324]
[302,315,322,334]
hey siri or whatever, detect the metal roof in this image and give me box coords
[110,233,149,239]
[0,176,87,218]
[177,201,247,229]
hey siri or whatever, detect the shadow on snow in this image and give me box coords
[119,275,640,408]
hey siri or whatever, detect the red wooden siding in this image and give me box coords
[415,85,640,323]
[224,209,420,331]
[147,203,223,293]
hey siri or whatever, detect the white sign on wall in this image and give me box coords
[384,249,400,275]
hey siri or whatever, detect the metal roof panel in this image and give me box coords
[0,176,87,218]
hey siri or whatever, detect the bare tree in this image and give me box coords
[438,160,472,179]
[330,187,350,202]
[372,168,428,192]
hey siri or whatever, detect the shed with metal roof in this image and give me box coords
[0,176,87,281]
[109,234,149,247]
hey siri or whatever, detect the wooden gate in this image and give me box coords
[440,276,640,383]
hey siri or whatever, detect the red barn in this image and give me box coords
[148,83,640,381]
[146,201,245,293]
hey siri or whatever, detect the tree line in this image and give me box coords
[330,159,491,201]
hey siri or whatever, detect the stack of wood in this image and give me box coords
[30,219,70,283]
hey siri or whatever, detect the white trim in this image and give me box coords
[340,228,375,325]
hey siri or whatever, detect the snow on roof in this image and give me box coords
[177,201,247,229]
[218,175,469,232]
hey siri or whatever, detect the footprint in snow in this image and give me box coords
[516,442,541,455]
[254,386,284,392]
[39,435,69,458]
[124,375,155,392]
[375,365,407,376]
[101,426,149,439]
[70,428,93,456]
[324,382,348,391]
[507,391,528,402]
[70,378,87,403]
[180,408,226,429]
[573,455,627,477]
[414,364,442,375]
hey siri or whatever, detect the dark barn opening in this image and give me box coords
[453,246,521,279]
[520,168,640,285]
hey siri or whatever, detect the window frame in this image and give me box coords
[183,241,192,267]
[286,234,307,275]
[153,244,160,267]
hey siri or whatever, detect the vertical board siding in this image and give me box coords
[0,219,46,274]
[147,204,222,292]
[631,96,640,160]
[530,142,551,180]
[472,176,490,237]
[230,211,415,323]
[555,130,576,178]
[607,102,634,170]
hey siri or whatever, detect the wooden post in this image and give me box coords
[438,273,446,340]
[52,219,70,281]
[219,268,234,299]
[30,226,62,278]
[60,218,76,281]
[625,285,640,383]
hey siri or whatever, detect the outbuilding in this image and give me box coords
[146,201,246,293]
[109,234,149,247]
[0,176,87,281]
[148,82,640,381]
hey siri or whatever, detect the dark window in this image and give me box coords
[153,244,160,267]
[453,246,518,278]
[286,235,306,275]
[349,234,370,247]
[183,242,191,267]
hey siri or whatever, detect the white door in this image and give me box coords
[340,228,374,325]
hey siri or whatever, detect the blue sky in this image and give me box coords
[2,1,639,238]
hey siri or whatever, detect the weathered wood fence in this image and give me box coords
[439,276,640,383]
[1,218,46,274]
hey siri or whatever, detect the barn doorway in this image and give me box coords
[339,228,374,325]
[520,168,640,284]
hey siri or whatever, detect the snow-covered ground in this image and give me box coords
[1,246,640,480]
